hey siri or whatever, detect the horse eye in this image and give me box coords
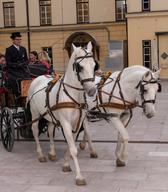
[144,89,148,93]
[80,66,83,71]
[77,65,83,72]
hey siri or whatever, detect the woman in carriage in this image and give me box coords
[28,51,58,79]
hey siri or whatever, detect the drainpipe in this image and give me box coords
[125,0,129,67]
[26,0,31,53]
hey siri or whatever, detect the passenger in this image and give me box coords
[28,51,50,78]
[0,54,6,67]
[0,54,6,87]
[29,51,39,65]
[38,50,51,69]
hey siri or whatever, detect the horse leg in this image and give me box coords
[115,112,131,167]
[110,116,129,167]
[32,121,47,162]
[82,120,98,158]
[79,127,87,150]
[62,148,72,172]
[61,121,86,186]
[63,131,80,172]
[48,122,56,161]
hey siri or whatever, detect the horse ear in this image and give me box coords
[87,41,93,52]
[143,71,152,81]
[153,69,161,79]
[72,44,77,52]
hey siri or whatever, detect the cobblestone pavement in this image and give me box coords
[0,80,168,192]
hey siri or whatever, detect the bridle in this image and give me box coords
[135,78,162,108]
[73,48,98,85]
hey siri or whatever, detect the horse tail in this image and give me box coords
[25,101,32,123]
[20,101,34,139]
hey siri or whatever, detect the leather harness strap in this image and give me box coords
[99,102,137,110]
[45,78,86,134]
[97,71,138,111]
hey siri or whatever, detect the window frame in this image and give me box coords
[76,0,90,24]
[39,0,52,26]
[3,1,15,28]
[142,40,152,69]
[115,0,126,21]
[142,0,150,12]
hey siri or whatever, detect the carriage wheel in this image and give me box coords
[0,107,15,152]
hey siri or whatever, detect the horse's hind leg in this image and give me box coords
[110,116,129,167]
[79,128,87,150]
[63,148,72,172]
[48,122,56,161]
[32,121,47,162]
[115,112,131,167]
[82,120,98,158]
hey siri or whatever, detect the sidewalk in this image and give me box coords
[0,80,168,192]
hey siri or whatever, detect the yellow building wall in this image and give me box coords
[151,0,168,11]
[127,0,142,13]
[127,14,168,78]
[89,0,115,22]
[29,0,40,26]
[15,0,27,27]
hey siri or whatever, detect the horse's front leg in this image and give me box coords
[110,115,129,167]
[80,120,98,158]
[61,120,86,186]
[32,121,47,162]
[48,122,56,161]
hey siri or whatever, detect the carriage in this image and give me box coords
[0,64,53,152]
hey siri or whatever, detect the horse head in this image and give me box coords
[138,69,161,118]
[71,42,97,97]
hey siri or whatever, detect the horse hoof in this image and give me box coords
[76,178,87,186]
[90,152,98,158]
[116,159,126,167]
[79,143,86,150]
[62,165,72,172]
[48,154,56,161]
[38,156,47,163]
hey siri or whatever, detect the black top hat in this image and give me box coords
[10,32,22,40]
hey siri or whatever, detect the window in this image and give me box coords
[3,2,15,27]
[143,40,151,69]
[39,0,51,26]
[76,0,89,23]
[142,0,150,11]
[116,0,126,21]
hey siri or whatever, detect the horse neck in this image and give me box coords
[63,54,84,102]
[120,69,147,102]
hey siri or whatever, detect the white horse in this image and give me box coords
[27,42,97,186]
[80,66,161,166]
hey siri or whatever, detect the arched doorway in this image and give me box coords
[65,32,100,60]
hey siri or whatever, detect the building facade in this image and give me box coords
[0,0,127,72]
[127,0,168,78]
